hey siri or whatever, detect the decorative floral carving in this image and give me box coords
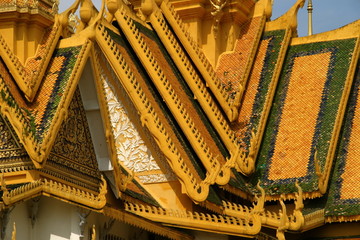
[96,46,175,184]
[50,88,99,170]
[104,80,160,173]
[138,174,172,183]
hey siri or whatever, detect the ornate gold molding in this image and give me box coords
[95,20,215,202]
[0,0,82,102]
[224,0,269,110]
[115,3,227,185]
[149,7,251,182]
[1,175,107,210]
[160,0,238,122]
[313,33,360,195]
[221,181,324,234]
[91,225,96,240]
[125,202,262,237]
[94,50,173,185]
[102,206,194,240]
[11,223,15,240]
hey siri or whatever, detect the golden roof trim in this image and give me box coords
[125,202,262,237]
[0,3,82,102]
[244,26,293,174]
[0,21,61,102]
[222,183,325,234]
[160,0,239,122]
[291,19,360,45]
[0,39,92,168]
[94,21,213,202]
[149,7,256,181]
[103,206,194,240]
[325,214,360,224]
[91,44,136,195]
[1,175,107,210]
[216,0,268,111]
[267,0,305,34]
[113,4,225,185]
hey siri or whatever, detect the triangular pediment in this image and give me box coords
[46,87,102,192]
[0,39,92,168]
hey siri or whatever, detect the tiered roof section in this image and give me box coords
[0,0,359,239]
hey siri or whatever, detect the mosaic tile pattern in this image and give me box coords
[249,38,357,195]
[232,30,286,151]
[326,63,360,218]
[24,25,59,86]
[0,46,81,144]
[268,52,331,180]
[216,16,264,103]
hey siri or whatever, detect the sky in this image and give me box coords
[59,0,360,37]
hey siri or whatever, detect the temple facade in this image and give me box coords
[0,0,359,239]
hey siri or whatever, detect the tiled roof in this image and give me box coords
[250,38,358,197]
[0,42,91,166]
[325,63,360,222]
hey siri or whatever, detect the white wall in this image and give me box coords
[5,197,150,240]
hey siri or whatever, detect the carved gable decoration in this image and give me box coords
[0,42,92,168]
[47,87,101,191]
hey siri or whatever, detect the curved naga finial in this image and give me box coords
[253,181,265,213]
[288,180,305,231]
[314,149,327,194]
[276,194,288,240]
[11,223,16,240]
[271,0,306,36]
[58,0,82,28]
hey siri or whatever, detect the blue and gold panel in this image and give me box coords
[326,63,360,221]
[250,38,358,196]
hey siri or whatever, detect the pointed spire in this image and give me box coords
[307,0,313,35]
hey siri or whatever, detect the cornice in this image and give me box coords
[1,175,107,210]
[125,201,262,237]
[103,206,194,240]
